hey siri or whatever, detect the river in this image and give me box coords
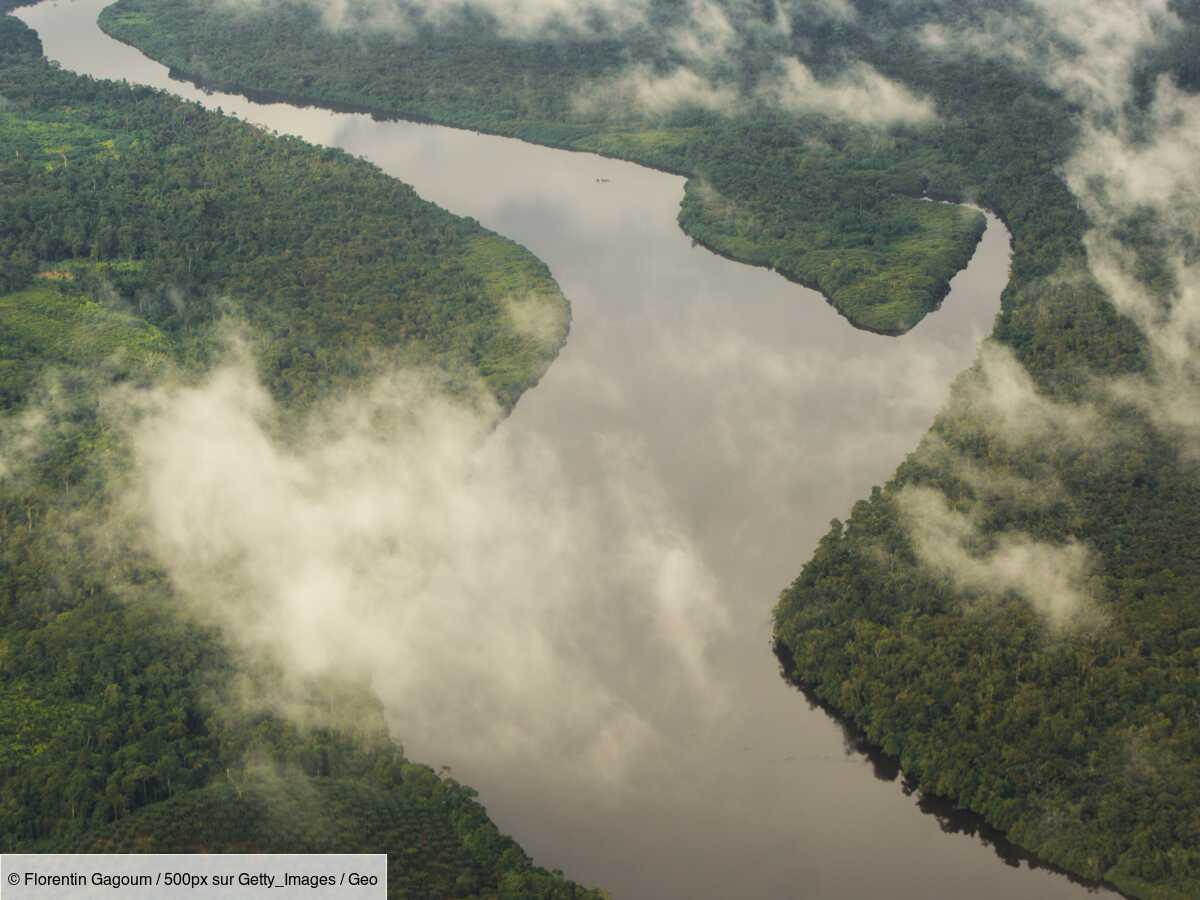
[17,2,1118,897]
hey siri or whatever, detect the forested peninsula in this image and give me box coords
[87,1,1200,899]
[97,0,988,336]
[0,9,600,897]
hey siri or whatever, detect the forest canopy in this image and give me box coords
[85,1,1200,897]
[5,0,1200,896]
[100,0,992,335]
[0,11,598,897]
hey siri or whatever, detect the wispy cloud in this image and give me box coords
[228,0,933,126]
[572,64,739,117]
[757,58,936,126]
[896,483,1103,630]
[896,0,1200,625]
[99,339,729,781]
[891,341,1113,627]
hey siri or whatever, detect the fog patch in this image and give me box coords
[1029,0,1178,112]
[887,342,1114,627]
[573,64,739,117]
[211,0,650,37]
[943,342,1111,453]
[0,402,52,483]
[103,340,729,783]
[573,55,932,124]
[0,372,118,486]
[230,0,930,127]
[290,0,852,44]
[1065,77,1200,454]
[569,0,931,125]
[669,0,741,63]
[919,0,1178,115]
[317,0,650,37]
[896,485,1102,630]
[757,58,936,126]
[895,1,1200,628]
[501,291,568,349]
[911,433,1068,513]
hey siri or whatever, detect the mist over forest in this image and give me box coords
[2,0,1199,897]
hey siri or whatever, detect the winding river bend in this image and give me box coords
[18,2,1120,897]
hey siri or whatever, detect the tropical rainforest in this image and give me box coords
[87,0,1200,898]
[98,0,991,335]
[0,8,599,897]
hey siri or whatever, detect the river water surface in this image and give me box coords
[19,2,1118,897]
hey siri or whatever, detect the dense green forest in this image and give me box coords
[51,774,595,898]
[85,1,1200,898]
[98,0,988,335]
[0,10,599,897]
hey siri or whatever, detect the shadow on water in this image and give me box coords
[772,638,1130,898]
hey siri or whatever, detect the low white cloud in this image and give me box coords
[502,291,569,349]
[227,0,929,127]
[304,0,651,37]
[573,65,739,117]
[944,341,1110,453]
[758,58,937,126]
[103,343,729,782]
[0,403,51,483]
[670,0,739,62]
[919,0,1178,116]
[888,341,1114,628]
[1030,0,1177,113]
[1059,76,1200,455]
[573,55,933,125]
[896,484,1102,629]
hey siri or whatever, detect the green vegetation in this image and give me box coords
[772,8,1200,900]
[99,0,987,334]
[85,0,1200,897]
[52,775,597,899]
[679,179,983,333]
[0,11,596,896]
[1,12,566,408]
[0,282,170,404]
